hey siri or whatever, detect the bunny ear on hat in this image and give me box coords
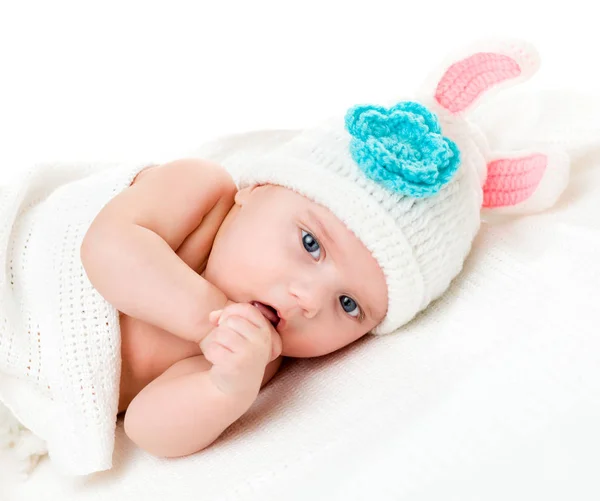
[479,147,570,214]
[418,39,570,215]
[419,39,541,117]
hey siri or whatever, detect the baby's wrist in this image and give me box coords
[182,284,230,344]
[208,367,261,402]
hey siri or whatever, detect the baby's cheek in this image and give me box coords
[280,325,342,358]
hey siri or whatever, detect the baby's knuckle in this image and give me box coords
[242,303,261,319]
[206,342,228,364]
[217,326,237,342]
[226,302,250,315]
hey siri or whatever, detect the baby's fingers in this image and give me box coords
[219,303,270,329]
[200,327,244,364]
[208,299,236,326]
[201,338,232,367]
[270,330,283,362]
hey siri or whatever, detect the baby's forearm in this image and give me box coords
[124,361,258,458]
[81,221,227,343]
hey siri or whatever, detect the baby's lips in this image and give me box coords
[250,301,280,328]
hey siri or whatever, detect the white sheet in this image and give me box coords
[2,87,599,500]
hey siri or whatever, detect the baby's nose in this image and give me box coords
[288,281,327,320]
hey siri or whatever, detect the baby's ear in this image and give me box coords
[481,146,570,215]
[419,39,540,117]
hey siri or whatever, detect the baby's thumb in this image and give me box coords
[208,309,223,325]
[270,330,283,362]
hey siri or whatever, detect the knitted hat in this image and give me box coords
[236,39,570,335]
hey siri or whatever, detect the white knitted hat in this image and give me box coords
[237,39,570,335]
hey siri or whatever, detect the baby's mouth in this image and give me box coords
[250,301,280,328]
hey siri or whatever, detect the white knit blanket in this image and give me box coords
[0,161,150,476]
[2,89,600,499]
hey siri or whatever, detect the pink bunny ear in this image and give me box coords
[423,40,540,116]
[482,147,570,214]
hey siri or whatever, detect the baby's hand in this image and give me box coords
[200,302,282,396]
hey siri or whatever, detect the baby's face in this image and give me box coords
[202,183,388,358]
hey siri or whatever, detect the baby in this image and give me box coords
[0,39,570,475]
[84,157,388,457]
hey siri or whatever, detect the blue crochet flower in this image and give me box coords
[345,101,461,198]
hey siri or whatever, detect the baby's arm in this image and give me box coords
[124,354,283,457]
[81,158,236,343]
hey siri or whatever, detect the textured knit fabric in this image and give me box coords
[237,41,556,334]
[235,39,569,335]
[344,102,462,198]
[0,38,574,480]
[237,114,484,334]
[3,87,594,500]
[0,161,151,475]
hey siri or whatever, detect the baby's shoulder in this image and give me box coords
[92,158,236,268]
[133,158,236,195]
[130,159,237,270]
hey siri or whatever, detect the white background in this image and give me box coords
[0,0,598,170]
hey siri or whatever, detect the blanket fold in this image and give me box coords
[0,161,150,475]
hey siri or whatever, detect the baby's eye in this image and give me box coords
[301,229,321,260]
[340,295,360,318]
